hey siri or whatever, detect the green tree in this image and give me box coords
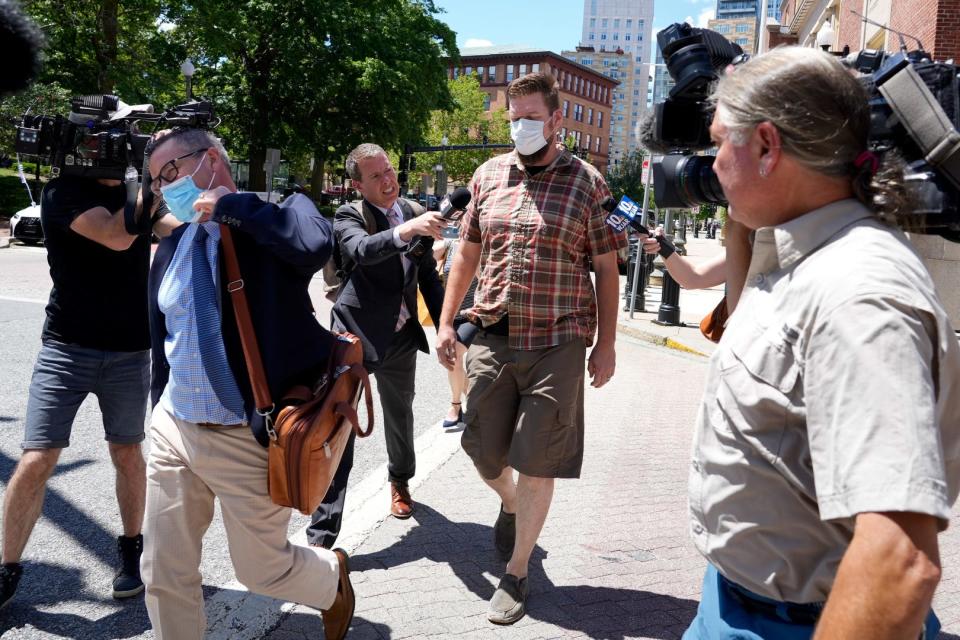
[418,74,510,184]
[606,149,646,204]
[165,0,457,193]
[22,0,186,104]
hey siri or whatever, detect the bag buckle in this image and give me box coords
[257,403,277,440]
[227,278,245,293]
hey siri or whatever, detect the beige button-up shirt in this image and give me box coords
[690,199,960,604]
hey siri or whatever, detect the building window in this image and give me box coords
[716,24,730,34]
[603,59,610,67]
[561,127,567,139]
[586,133,592,150]
[587,107,593,125]
[488,66,497,82]
[506,64,515,82]
[574,103,583,121]
[589,32,595,40]
[563,100,569,117]
[626,18,632,29]
[476,65,484,81]
[735,37,748,45]
[613,32,619,40]
[519,63,527,76]
[590,18,596,28]
[598,111,603,128]
[532,63,540,73]
[565,74,572,90]
[736,24,750,33]
[453,67,459,78]
[613,18,620,28]
[601,18,607,27]
[465,66,473,76]
[581,57,592,65]
[596,137,602,153]
[625,33,631,41]
[483,94,491,110]
[633,89,639,96]
[636,56,642,63]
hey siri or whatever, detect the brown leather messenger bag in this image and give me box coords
[219,224,374,515]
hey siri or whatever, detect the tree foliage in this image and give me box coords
[418,74,510,184]
[606,149,647,204]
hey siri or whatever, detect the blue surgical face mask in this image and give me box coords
[160,155,214,223]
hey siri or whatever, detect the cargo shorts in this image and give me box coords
[461,333,586,479]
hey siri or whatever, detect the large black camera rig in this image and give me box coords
[14,94,216,180]
[644,23,960,242]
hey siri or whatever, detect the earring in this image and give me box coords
[759,166,769,178]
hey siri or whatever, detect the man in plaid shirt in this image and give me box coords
[437,72,626,625]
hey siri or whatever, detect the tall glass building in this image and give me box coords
[580,0,655,168]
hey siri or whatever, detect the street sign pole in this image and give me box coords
[629,157,654,319]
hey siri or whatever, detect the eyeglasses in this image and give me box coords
[155,148,210,186]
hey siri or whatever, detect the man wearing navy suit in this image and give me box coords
[141,128,353,640]
[306,143,446,547]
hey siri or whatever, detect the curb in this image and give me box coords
[0,238,9,249]
[616,322,709,358]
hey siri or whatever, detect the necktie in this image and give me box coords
[386,205,412,331]
[192,225,245,417]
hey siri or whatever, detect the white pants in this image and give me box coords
[142,406,339,640]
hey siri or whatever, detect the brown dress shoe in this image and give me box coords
[322,549,355,640]
[390,482,414,519]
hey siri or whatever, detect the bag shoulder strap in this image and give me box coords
[218,224,275,426]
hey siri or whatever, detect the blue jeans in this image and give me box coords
[22,339,150,449]
[683,565,941,640]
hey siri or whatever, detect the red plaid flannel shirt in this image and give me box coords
[460,150,627,350]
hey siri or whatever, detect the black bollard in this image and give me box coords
[623,237,645,312]
[653,265,682,326]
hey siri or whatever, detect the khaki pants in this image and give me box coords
[142,406,339,640]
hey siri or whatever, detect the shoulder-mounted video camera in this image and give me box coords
[643,23,960,242]
[14,94,216,181]
[851,48,960,242]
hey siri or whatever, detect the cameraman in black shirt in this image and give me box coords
[0,174,157,608]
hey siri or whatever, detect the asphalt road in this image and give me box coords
[0,242,459,639]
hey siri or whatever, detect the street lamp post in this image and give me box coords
[180,58,195,101]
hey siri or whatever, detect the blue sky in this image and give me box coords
[434,0,717,63]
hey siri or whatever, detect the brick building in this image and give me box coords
[561,46,643,171]
[768,0,960,62]
[452,46,619,173]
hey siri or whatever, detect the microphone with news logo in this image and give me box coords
[407,186,472,259]
[601,195,676,257]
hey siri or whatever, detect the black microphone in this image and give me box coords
[0,1,44,98]
[438,186,472,221]
[407,187,472,260]
[636,110,677,156]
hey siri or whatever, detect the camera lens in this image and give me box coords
[652,154,726,209]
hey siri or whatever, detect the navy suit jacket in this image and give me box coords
[331,198,444,369]
[149,192,337,447]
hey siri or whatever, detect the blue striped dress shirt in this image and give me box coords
[158,222,246,425]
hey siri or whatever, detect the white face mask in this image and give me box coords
[510,118,549,156]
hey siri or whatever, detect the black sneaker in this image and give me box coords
[1,562,22,610]
[113,534,144,599]
[493,505,516,560]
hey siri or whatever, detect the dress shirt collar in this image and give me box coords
[369,199,401,220]
[752,198,876,274]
